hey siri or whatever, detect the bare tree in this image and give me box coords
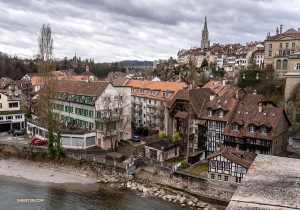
[98,90,131,151]
[155,101,166,131]
[37,24,63,159]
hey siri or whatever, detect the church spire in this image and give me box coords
[201,16,210,48]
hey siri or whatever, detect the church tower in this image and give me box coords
[201,16,210,48]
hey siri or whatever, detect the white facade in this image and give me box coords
[95,84,132,149]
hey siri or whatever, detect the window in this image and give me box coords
[149,99,151,103]
[0,103,2,109]
[16,115,23,119]
[283,60,288,69]
[233,123,240,131]
[7,116,13,120]
[279,43,282,49]
[211,173,215,180]
[224,175,229,182]
[217,161,223,170]
[286,43,289,48]
[279,50,282,56]
[225,162,229,170]
[76,95,81,102]
[0,117,3,120]
[260,126,268,134]
[211,160,216,168]
[162,92,166,98]
[218,174,222,181]
[85,97,92,104]
[249,125,256,132]
[269,44,272,49]
[235,177,242,183]
[208,109,213,116]
[268,51,272,56]
[297,63,300,70]
[276,60,281,70]
[292,43,295,48]
[9,102,18,108]
[218,110,224,118]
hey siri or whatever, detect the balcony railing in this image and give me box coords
[95,116,119,123]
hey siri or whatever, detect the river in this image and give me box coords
[0,175,189,210]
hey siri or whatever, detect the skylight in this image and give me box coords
[237,110,241,114]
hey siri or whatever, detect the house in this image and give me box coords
[167,87,211,157]
[79,66,97,81]
[223,103,291,156]
[264,25,300,77]
[144,140,180,162]
[124,80,186,136]
[206,144,256,185]
[0,91,25,131]
[0,77,33,103]
[227,155,300,209]
[28,80,131,150]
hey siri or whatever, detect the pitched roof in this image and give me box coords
[266,29,300,40]
[223,104,289,141]
[112,77,129,86]
[52,80,110,105]
[241,94,272,106]
[125,80,185,101]
[206,145,256,169]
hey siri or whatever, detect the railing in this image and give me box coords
[95,116,119,123]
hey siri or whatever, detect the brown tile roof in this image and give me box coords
[241,94,272,106]
[174,111,188,119]
[167,88,212,116]
[200,96,239,122]
[223,104,289,141]
[125,80,185,101]
[206,145,256,169]
[266,29,300,40]
[52,80,110,105]
[112,77,129,86]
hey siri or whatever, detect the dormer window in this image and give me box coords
[68,94,73,100]
[76,95,81,102]
[233,123,240,131]
[208,109,213,116]
[85,97,92,104]
[249,124,256,132]
[260,126,268,134]
[162,92,167,98]
[218,110,224,118]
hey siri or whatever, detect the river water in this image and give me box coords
[0,175,189,210]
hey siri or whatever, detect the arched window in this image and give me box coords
[297,63,300,70]
[283,60,288,69]
[276,60,281,70]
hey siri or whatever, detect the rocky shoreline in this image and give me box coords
[0,157,229,209]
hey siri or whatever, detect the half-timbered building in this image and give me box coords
[206,144,256,185]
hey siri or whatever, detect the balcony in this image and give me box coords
[95,116,119,123]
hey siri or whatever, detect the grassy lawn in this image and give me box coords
[187,162,209,176]
[166,156,185,165]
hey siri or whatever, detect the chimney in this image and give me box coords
[280,24,283,35]
[210,93,215,101]
[192,80,195,85]
[222,79,226,86]
[235,91,239,99]
[253,90,257,95]
[259,103,262,112]
[235,144,240,151]
[189,83,193,90]
[276,27,279,35]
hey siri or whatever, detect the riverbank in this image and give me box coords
[0,159,97,184]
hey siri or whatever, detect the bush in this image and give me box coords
[172,132,180,143]
[181,160,188,168]
[158,131,166,139]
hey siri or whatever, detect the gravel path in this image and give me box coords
[0,159,97,184]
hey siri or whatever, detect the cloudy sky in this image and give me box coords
[0,0,299,62]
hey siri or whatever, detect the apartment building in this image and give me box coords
[264,25,300,77]
[125,80,185,136]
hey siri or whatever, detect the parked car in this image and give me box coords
[8,129,18,134]
[13,130,26,136]
[34,139,48,146]
[30,137,42,144]
[131,136,141,142]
